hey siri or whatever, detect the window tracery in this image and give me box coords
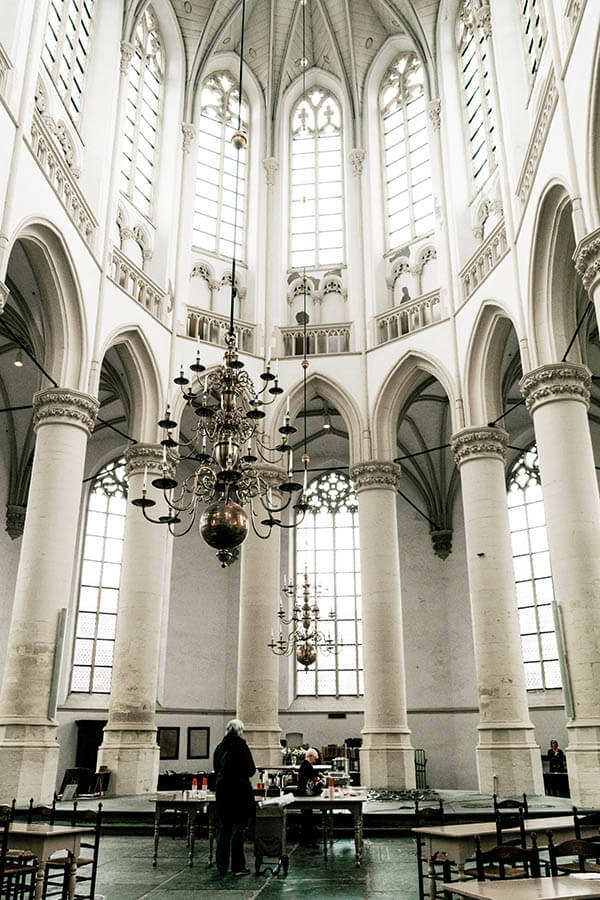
[290,88,344,269]
[507,445,561,690]
[119,7,164,218]
[42,0,95,120]
[380,52,434,249]
[520,0,545,78]
[295,472,362,697]
[194,72,248,259]
[70,459,127,694]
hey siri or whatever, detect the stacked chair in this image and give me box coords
[0,806,38,899]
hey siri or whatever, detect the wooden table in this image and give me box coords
[289,795,365,866]
[441,876,600,899]
[8,823,93,900]
[414,815,583,899]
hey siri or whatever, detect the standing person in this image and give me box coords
[297,748,322,847]
[548,739,566,772]
[213,719,256,876]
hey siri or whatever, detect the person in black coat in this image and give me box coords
[213,718,256,876]
[548,739,566,773]
[296,747,322,846]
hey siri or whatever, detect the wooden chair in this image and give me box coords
[493,793,528,816]
[44,803,103,900]
[494,806,527,847]
[415,799,455,900]
[573,808,600,841]
[0,811,38,899]
[547,833,600,875]
[0,803,37,869]
[475,833,541,880]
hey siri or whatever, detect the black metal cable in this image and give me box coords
[0,404,33,414]
[229,0,247,337]
[0,319,58,386]
[562,299,593,362]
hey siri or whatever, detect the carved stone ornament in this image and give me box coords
[35,76,48,114]
[349,148,366,177]
[181,122,196,154]
[574,226,600,293]
[520,363,591,414]
[32,388,99,436]
[349,461,402,492]
[451,426,509,468]
[0,280,8,314]
[474,3,492,39]
[431,528,452,560]
[263,157,279,186]
[125,442,177,480]
[120,41,135,75]
[427,100,441,131]
[6,504,26,540]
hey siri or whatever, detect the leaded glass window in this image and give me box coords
[520,0,545,78]
[457,0,497,190]
[290,89,344,268]
[193,72,248,259]
[71,459,127,694]
[42,0,95,120]
[507,446,561,690]
[295,472,362,697]
[119,7,163,218]
[380,52,434,250]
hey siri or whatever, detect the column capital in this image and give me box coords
[451,426,508,467]
[574,226,600,294]
[520,363,591,414]
[32,388,99,436]
[349,461,401,492]
[120,41,135,75]
[263,157,279,186]
[125,443,177,479]
[427,99,441,131]
[181,122,195,154]
[0,280,8,314]
[474,3,492,39]
[349,148,366,177]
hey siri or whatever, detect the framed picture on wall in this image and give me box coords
[157,727,179,760]
[187,727,210,759]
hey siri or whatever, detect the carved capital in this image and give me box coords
[0,280,8,314]
[427,100,441,131]
[349,148,366,177]
[255,465,287,491]
[520,363,591,414]
[451,426,508,467]
[181,122,196,154]
[120,41,135,75]
[474,3,492,39]
[125,443,177,480]
[263,157,279,186]
[349,461,401,492]
[32,388,99,436]
[431,528,452,560]
[574,226,600,294]
[6,504,26,540]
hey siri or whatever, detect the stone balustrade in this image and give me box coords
[29,108,97,248]
[279,322,351,357]
[185,307,255,354]
[375,290,442,345]
[460,221,509,302]
[110,246,167,322]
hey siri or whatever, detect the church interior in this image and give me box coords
[1,0,600,896]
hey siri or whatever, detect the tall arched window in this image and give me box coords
[507,446,561,690]
[380,52,434,250]
[193,72,248,259]
[457,0,497,191]
[290,89,344,269]
[119,7,164,218]
[520,0,545,78]
[42,0,95,119]
[70,459,127,694]
[295,472,362,697]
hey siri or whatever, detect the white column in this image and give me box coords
[520,364,600,806]
[452,427,543,796]
[574,228,600,325]
[97,444,170,795]
[0,388,98,804]
[349,462,415,789]
[236,471,283,767]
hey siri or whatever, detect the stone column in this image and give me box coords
[520,364,600,806]
[452,427,544,796]
[236,470,284,768]
[97,444,171,795]
[349,462,415,789]
[0,387,98,804]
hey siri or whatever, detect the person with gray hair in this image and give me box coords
[213,718,256,876]
[297,746,323,847]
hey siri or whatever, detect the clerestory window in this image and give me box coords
[520,0,545,79]
[42,0,95,120]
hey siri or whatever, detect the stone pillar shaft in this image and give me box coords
[350,462,415,789]
[521,363,600,806]
[0,388,98,804]
[97,444,170,796]
[452,427,543,796]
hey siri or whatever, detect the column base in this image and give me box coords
[359,729,416,789]
[244,727,283,769]
[566,720,600,806]
[97,726,159,796]
[0,721,60,804]
[476,725,544,796]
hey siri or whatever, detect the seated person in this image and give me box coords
[297,748,323,847]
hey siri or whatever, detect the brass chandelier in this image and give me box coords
[269,566,339,670]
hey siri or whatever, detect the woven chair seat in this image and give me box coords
[482,864,531,880]
[557,860,600,873]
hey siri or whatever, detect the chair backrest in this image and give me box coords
[493,793,529,816]
[548,832,600,875]
[573,807,600,840]
[415,799,444,828]
[0,813,11,876]
[494,806,526,846]
[476,833,540,881]
[30,801,56,826]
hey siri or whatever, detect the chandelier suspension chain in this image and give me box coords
[229,0,248,339]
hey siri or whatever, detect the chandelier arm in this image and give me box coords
[167,514,197,538]
[141,505,167,525]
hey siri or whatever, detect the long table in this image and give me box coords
[150,790,366,868]
[8,823,93,900]
[441,875,600,899]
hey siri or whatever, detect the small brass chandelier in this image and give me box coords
[268,566,339,670]
[131,0,310,565]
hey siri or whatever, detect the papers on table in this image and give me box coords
[569,873,600,881]
[257,793,295,808]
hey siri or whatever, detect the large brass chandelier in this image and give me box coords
[131,0,310,565]
[268,567,339,670]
